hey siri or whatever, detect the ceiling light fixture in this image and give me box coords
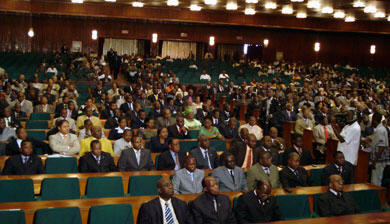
[388,16,390,21]
[345,16,356,22]
[353,0,365,8]
[92,30,98,40]
[28,28,34,38]
[282,6,293,14]
[226,2,238,10]
[374,11,385,18]
[209,36,215,46]
[370,45,376,55]
[364,5,376,13]
[190,4,201,11]
[321,6,334,14]
[245,8,256,15]
[167,0,179,6]
[307,0,320,9]
[104,0,116,2]
[245,0,258,3]
[204,0,217,5]
[314,42,320,52]
[296,12,307,18]
[291,0,304,2]
[152,33,158,43]
[334,11,345,18]
[263,39,269,47]
[71,0,83,3]
[132,1,144,7]
[265,2,277,9]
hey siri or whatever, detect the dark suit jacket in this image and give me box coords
[167,125,191,139]
[218,125,238,139]
[195,109,209,124]
[157,150,186,170]
[279,167,312,189]
[120,102,134,114]
[236,191,282,223]
[2,154,44,175]
[322,162,354,185]
[78,152,117,173]
[108,128,126,140]
[282,110,297,122]
[150,136,169,153]
[258,146,280,166]
[4,115,21,128]
[117,148,155,171]
[283,147,313,166]
[228,141,259,167]
[5,137,51,155]
[148,109,162,119]
[101,108,115,120]
[137,197,193,224]
[104,117,119,129]
[131,118,146,129]
[190,193,236,224]
[317,191,360,217]
[190,147,219,169]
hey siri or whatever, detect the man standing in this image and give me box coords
[246,151,281,190]
[172,156,204,194]
[117,136,154,171]
[317,174,360,217]
[211,152,248,192]
[137,177,193,224]
[236,180,282,223]
[336,110,361,165]
[190,176,236,224]
[370,113,389,186]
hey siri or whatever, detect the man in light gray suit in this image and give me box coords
[172,155,205,194]
[117,136,154,171]
[211,152,248,192]
[49,120,80,155]
[155,108,176,129]
[246,151,281,190]
[11,92,33,114]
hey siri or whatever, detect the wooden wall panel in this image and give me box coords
[1,13,390,67]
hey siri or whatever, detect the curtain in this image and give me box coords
[216,44,243,61]
[103,38,138,56]
[161,41,197,59]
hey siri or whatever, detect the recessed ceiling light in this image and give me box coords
[204,0,217,5]
[364,5,376,13]
[132,1,144,7]
[307,0,320,9]
[245,8,255,15]
[282,6,293,14]
[291,0,304,2]
[296,12,307,18]
[353,0,365,8]
[245,0,258,3]
[334,11,345,18]
[265,2,277,9]
[321,6,333,14]
[345,16,355,22]
[226,2,238,10]
[167,0,179,6]
[71,0,83,3]
[104,0,116,2]
[374,11,385,18]
[190,4,201,11]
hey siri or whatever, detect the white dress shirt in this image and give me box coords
[159,197,179,224]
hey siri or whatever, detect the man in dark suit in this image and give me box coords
[137,177,193,224]
[190,176,236,224]
[148,101,163,119]
[158,138,186,170]
[130,109,147,129]
[236,179,282,223]
[282,103,297,122]
[219,117,239,139]
[322,151,354,185]
[101,102,117,120]
[195,105,210,124]
[279,152,312,192]
[117,136,155,171]
[283,134,313,166]
[167,115,191,139]
[258,136,280,166]
[148,88,160,103]
[3,107,21,128]
[229,133,260,168]
[317,174,360,217]
[120,95,134,114]
[6,128,51,155]
[2,140,44,175]
[104,108,121,129]
[79,140,117,172]
[190,134,219,169]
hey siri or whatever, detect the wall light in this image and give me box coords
[209,36,215,46]
[314,42,320,52]
[263,39,269,47]
[353,0,365,8]
[307,0,320,9]
[132,2,144,7]
[334,11,345,18]
[321,6,333,14]
[364,5,376,13]
[374,11,385,18]
[245,8,256,15]
[28,28,34,38]
[190,4,202,11]
[92,30,98,40]
[345,16,356,22]
[167,0,179,6]
[282,6,293,14]
[204,0,217,5]
[246,0,258,3]
[71,0,83,3]
[296,12,307,18]
[152,33,158,43]
[370,45,376,55]
[226,2,238,10]
[265,2,277,9]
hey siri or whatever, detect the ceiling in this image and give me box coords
[39,0,390,22]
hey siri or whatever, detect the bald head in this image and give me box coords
[157,177,174,199]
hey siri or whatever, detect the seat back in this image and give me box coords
[0,209,26,224]
[349,189,381,213]
[0,179,34,203]
[26,120,48,129]
[189,130,200,138]
[210,140,226,152]
[85,176,124,198]
[128,175,162,196]
[313,193,326,215]
[40,178,80,201]
[45,157,78,174]
[179,140,198,152]
[26,130,46,142]
[30,113,51,120]
[276,194,311,220]
[34,207,81,224]
[310,168,323,186]
[88,204,133,224]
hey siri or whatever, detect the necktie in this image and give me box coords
[190,172,194,182]
[213,198,218,213]
[96,156,100,165]
[175,153,181,169]
[23,157,28,164]
[264,167,270,176]
[246,148,252,169]
[338,166,342,174]
[294,170,299,178]
[204,151,211,169]
[164,202,174,224]
[305,119,309,126]
[230,170,235,183]
[136,151,140,165]
[178,127,182,134]
[324,126,329,142]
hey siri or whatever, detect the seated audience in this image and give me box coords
[113,129,132,155]
[2,107,21,128]
[317,174,360,217]
[108,117,130,140]
[283,134,313,166]
[49,120,80,155]
[247,151,281,190]
[150,127,170,153]
[117,136,154,171]
[167,115,191,139]
[104,108,121,129]
[230,133,260,169]
[269,127,285,151]
[155,108,176,129]
[137,177,193,224]
[239,116,263,140]
[184,110,202,130]
[279,152,312,191]
[158,138,186,170]
[79,126,113,156]
[12,103,28,121]
[130,109,147,129]
[2,140,44,175]
[211,152,248,192]
[322,151,354,185]
[6,128,50,155]
[190,176,236,223]
[0,117,16,153]
[294,108,314,135]
[219,117,239,139]
[76,106,102,129]
[34,96,54,113]
[190,134,219,169]
[172,155,204,194]
[236,180,282,223]
[199,117,223,140]
[259,136,280,166]
[52,108,77,131]
[11,92,33,114]
[78,140,117,173]
[139,118,157,139]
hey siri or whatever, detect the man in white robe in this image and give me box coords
[337,111,361,165]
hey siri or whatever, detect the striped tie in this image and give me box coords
[165,202,174,224]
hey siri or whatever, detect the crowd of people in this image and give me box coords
[0,51,389,222]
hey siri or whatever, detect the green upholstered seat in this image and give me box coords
[88,204,133,224]
[34,207,81,224]
[40,178,80,201]
[45,157,78,174]
[276,194,312,220]
[0,210,26,224]
[0,179,35,203]
[85,176,124,198]
[128,175,162,196]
